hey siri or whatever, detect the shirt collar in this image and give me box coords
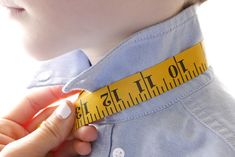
[27,49,91,89]
[62,4,202,93]
[28,4,202,94]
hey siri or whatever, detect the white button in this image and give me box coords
[113,147,125,157]
[79,79,85,83]
[36,71,52,82]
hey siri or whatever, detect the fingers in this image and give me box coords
[52,140,77,157]
[53,140,92,157]
[0,118,29,140]
[53,125,98,157]
[0,144,5,151]
[0,101,76,157]
[30,101,75,153]
[73,140,91,156]
[3,85,81,126]
[25,106,57,132]
[74,125,98,142]
[0,134,14,145]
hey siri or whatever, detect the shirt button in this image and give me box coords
[79,79,85,83]
[36,71,52,82]
[113,147,125,157]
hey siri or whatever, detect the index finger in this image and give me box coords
[3,85,81,126]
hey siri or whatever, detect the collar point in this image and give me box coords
[62,82,94,93]
[62,85,73,93]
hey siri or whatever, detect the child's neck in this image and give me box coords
[81,34,127,66]
[81,3,186,66]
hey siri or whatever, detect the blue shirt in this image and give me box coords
[28,4,235,157]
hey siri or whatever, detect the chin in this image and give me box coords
[27,51,57,61]
[23,44,58,61]
[22,36,69,61]
[24,46,66,61]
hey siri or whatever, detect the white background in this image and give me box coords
[0,0,235,115]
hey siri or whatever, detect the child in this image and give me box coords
[2,0,235,156]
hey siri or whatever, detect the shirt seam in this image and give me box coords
[127,14,196,45]
[101,69,214,123]
[65,13,197,87]
[180,94,235,152]
[108,124,115,157]
[99,10,196,60]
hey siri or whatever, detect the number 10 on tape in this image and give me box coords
[74,42,208,129]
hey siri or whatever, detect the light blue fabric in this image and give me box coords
[27,49,91,88]
[28,4,235,157]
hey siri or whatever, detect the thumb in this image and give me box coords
[1,101,75,157]
[33,100,75,153]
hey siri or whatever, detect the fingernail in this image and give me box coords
[55,101,71,119]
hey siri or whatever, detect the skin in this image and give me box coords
[13,0,186,65]
[0,0,191,156]
[0,86,98,156]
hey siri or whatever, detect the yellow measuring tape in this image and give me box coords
[74,42,208,129]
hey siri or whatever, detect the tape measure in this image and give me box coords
[74,42,208,129]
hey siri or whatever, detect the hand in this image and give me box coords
[0,86,98,157]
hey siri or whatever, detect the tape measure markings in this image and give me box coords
[74,42,208,129]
